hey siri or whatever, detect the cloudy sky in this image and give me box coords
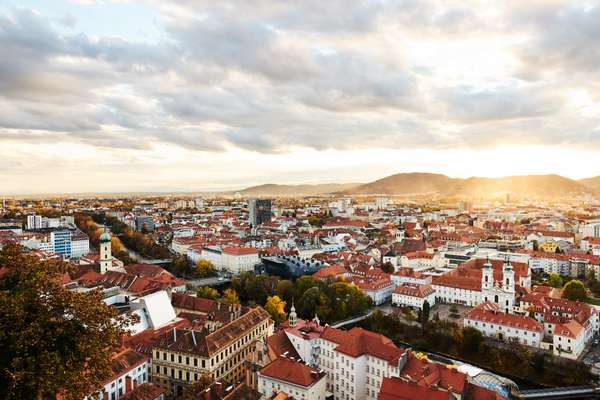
[2,0,600,194]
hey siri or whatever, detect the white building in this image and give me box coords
[71,231,90,258]
[200,246,260,274]
[431,257,527,313]
[87,349,152,400]
[464,302,543,347]
[392,283,436,310]
[582,221,600,238]
[283,316,407,400]
[26,214,43,230]
[257,356,327,400]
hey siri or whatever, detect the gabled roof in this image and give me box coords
[378,377,450,400]
[259,356,325,387]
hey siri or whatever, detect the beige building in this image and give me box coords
[151,307,273,397]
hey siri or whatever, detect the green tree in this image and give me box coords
[380,262,395,274]
[0,244,136,400]
[264,295,287,324]
[195,259,217,278]
[197,286,220,300]
[548,273,562,288]
[275,279,295,303]
[418,301,431,332]
[562,280,587,302]
[462,326,485,355]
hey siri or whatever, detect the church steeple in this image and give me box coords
[481,256,493,292]
[289,301,297,327]
[503,255,515,293]
[99,226,112,274]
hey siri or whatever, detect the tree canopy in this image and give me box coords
[0,244,136,400]
[562,280,587,302]
[264,295,287,324]
[232,272,372,324]
[195,259,217,278]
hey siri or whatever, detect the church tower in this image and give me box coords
[502,255,516,313]
[503,255,515,293]
[481,256,494,293]
[288,302,297,327]
[99,227,112,274]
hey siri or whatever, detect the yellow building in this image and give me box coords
[539,240,559,253]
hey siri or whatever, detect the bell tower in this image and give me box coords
[288,302,297,327]
[99,227,112,274]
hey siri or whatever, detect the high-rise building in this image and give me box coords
[26,214,43,230]
[248,199,271,227]
[51,230,72,258]
[135,215,155,232]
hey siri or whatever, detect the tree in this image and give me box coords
[418,301,431,332]
[222,288,240,304]
[0,244,136,400]
[380,262,395,274]
[264,295,287,324]
[197,287,220,300]
[548,273,562,288]
[195,259,217,278]
[462,326,485,355]
[275,280,295,303]
[562,280,587,302]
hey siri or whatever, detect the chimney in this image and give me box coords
[125,376,133,393]
[173,328,177,342]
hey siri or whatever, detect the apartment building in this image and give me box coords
[151,307,273,397]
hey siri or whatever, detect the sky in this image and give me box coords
[2,0,600,194]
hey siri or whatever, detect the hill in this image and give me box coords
[579,176,600,192]
[346,173,591,197]
[236,183,361,197]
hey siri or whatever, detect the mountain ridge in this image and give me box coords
[236,173,600,197]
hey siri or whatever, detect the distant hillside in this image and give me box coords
[580,176,600,192]
[237,183,361,197]
[346,173,592,197]
[345,173,456,196]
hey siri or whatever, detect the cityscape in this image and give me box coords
[3,1,600,400]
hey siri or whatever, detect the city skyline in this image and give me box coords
[2,1,600,194]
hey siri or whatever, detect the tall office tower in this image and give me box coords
[248,199,272,227]
[51,230,72,258]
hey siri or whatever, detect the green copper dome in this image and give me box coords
[99,230,111,243]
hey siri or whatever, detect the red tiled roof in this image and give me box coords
[222,247,258,255]
[465,302,543,332]
[554,320,584,339]
[378,377,450,400]
[394,283,435,298]
[333,327,405,365]
[401,352,467,394]
[259,356,325,387]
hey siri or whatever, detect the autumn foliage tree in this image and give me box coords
[0,244,137,400]
[264,295,287,324]
[195,259,217,278]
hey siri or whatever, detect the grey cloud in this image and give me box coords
[439,85,564,123]
[512,3,600,79]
